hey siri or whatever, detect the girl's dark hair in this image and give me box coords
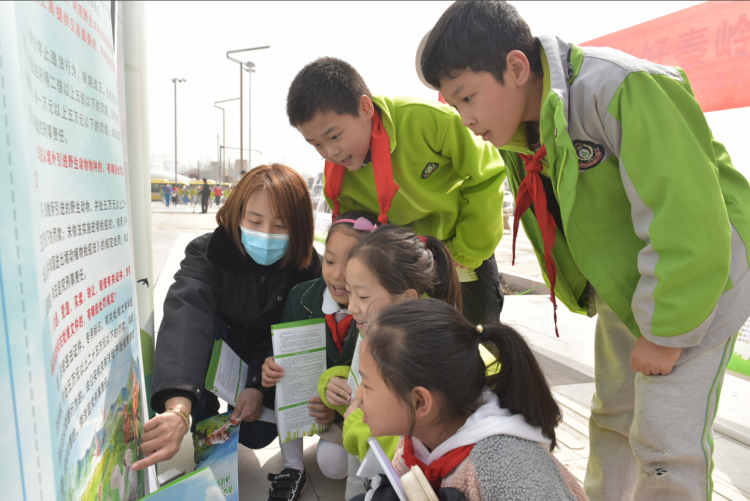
[349,226,462,311]
[367,299,561,451]
[421,1,542,88]
[324,211,379,246]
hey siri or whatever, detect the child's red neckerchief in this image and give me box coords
[324,110,399,225]
[401,436,474,492]
[512,145,559,337]
[324,313,353,355]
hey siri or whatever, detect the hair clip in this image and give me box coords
[417,235,427,247]
[476,324,489,342]
[333,217,377,232]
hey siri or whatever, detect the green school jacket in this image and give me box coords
[324,95,507,269]
[501,36,750,352]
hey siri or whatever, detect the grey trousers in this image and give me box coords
[584,292,736,501]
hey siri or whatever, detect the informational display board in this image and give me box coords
[0,2,149,500]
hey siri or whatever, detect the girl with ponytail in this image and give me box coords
[353,299,588,501]
[317,225,472,498]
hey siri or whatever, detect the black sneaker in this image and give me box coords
[267,468,307,501]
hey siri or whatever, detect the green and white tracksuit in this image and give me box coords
[499,36,750,501]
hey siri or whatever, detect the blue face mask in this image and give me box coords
[239,226,290,266]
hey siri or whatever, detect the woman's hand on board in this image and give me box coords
[131,397,191,471]
[262,356,284,387]
[232,388,265,422]
[326,376,352,406]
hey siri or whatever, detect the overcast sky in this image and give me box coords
[144,1,702,177]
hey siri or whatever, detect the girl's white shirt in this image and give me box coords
[411,389,550,466]
[322,286,350,323]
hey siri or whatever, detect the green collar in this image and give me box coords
[500,48,554,178]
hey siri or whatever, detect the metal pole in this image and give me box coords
[244,61,256,170]
[174,79,177,183]
[227,46,269,173]
[240,65,243,174]
[214,97,238,181]
[172,78,186,183]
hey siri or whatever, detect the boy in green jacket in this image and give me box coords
[418,2,750,500]
[286,57,507,326]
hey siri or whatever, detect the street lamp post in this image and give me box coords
[214,97,240,184]
[244,62,256,169]
[227,46,269,173]
[171,78,187,184]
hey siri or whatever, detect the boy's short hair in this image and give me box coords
[420,0,541,88]
[287,57,372,127]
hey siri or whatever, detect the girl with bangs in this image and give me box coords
[260,211,380,501]
[133,164,321,472]
[317,225,473,499]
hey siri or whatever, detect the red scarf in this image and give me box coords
[512,145,559,337]
[324,110,399,225]
[402,437,474,492]
[324,313,353,355]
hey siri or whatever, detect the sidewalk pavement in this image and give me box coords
[150,204,750,500]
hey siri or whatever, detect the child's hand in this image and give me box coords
[630,336,682,376]
[261,357,284,387]
[308,397,336,425]
[344,397,360,420]
[326,377,352,406]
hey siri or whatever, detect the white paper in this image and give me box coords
[357,437,408,501]
[211,342,248,407]
[347,330,365,391]
[271,320,330,442]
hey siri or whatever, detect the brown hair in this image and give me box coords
[349,225,462,311]
[216,164,314,270]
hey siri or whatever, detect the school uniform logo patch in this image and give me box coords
[421,163,439,179]
[574,140,604,170]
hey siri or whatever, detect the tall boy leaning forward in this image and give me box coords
[418,2,750,501]
[287,57,507,326]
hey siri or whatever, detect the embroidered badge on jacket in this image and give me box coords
[574,140,604,170]
[421,163,439,179]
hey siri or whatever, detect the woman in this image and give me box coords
[133,164,322,471]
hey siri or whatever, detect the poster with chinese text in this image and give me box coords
[0,1,149,500]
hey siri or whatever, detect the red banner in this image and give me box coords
[581,1,750,113]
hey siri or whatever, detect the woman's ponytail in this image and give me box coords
[484,323,561,450]
[424,235,462,311]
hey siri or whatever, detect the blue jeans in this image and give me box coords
[189,315,278,450]
[164,193,171,206]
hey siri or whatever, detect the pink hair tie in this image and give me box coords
[333,217,378,232]
[417,235,427,247]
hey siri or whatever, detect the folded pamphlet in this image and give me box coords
[456,266,478,283]
[358,437,438,501]
[271,318,330,442]
[145,411,241,500]
[347,330,365,391]
[205,339,248,407]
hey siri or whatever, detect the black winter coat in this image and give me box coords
[151,225,321,413]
